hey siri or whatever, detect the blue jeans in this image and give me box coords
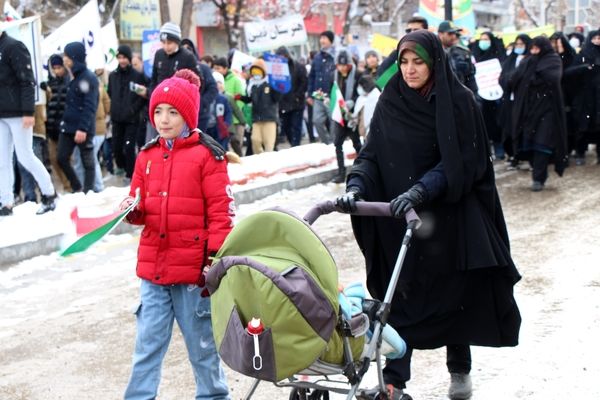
[280,109,304,147]
[124,279,230,400]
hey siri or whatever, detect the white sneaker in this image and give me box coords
[448,372,472,399]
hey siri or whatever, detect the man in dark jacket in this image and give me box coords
[0,31,56,215]
[438,21,479,95]
[150,23,217,132]
[42,54,71,192]
[307,30,337,144]
[57,41,99,193]
[276,46,307,147]
[108,45,146,179]
[331,50,362,183]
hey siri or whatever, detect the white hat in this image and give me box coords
[160,22,182,43]
[212,71,225,86]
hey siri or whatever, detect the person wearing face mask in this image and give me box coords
[498,34,532,168]
[351,75,381,138]
[472,31,507,160]
[238,58,281,154]
[509,36,568,191]
[567,30,600,165]
[567,32,585,53]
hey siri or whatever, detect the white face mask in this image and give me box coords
[569,38,581,49]
[252,74,263,80]
[357,86,366,96]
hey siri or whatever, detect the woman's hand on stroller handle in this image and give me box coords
[304,200,422,229]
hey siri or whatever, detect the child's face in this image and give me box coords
[154,103,186,140]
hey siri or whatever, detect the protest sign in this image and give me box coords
[142,29,161,78]
[101,20,119,71]
[475,58,504,101]
[230,50,256,73]
[244,14,307,53]
[263,53,291,94]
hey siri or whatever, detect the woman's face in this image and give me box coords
[154,104,185,140]
[530,45,540,55]
[515,38,526,51]
[399,50,431,90]
[592,35,600,46]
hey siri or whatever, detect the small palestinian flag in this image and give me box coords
[330,81,347,127]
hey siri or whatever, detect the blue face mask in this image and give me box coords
[514,47,525,55]
[478,40,491,51]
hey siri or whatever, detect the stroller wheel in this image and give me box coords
[309,389,330,400]
[289,388,308,400]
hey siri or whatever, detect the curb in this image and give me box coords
[1,164,343,266]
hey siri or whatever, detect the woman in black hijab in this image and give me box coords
[336,30,521,400]
[550,32,578,153]
[568,30,600,164]
[499,34,532,165]
[510,36,568,191]
[472,31,507,160]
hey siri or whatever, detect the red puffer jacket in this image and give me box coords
[128,131,235,285]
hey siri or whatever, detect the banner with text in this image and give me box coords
[142,29,161,78]
[42,0,104,71]
[244,14,307,53]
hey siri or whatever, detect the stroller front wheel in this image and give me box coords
[289,388,330,400]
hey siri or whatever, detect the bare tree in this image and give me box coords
[212,0,245,49]
[159,0,170,24]
[180,0,194,38]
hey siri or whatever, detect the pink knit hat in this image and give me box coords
[149,69,200,130]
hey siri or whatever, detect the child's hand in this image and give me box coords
[119,196,136,212]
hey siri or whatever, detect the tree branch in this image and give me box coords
[517,0,539,27]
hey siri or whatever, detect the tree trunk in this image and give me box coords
[159,0,170,24]
[0,0,6,20]
[180,0,194,40]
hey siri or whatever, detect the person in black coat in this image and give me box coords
[150,24,217,133]
[275,46,308,147]
[567,30,600,165]
[335,31,521,400]
[498,34,532,164]
[180,38,218,133]
[58,41,99,194]
[510,36,568,191]
[107,45,146,179]
[550,32,578,154]
[472,31,506,159]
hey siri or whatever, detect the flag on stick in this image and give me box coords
[329,81,347,127]
[60,193,141,257]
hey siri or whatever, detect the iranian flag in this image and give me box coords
[330,81,346,127]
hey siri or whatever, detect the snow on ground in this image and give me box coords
[1,157,600,400]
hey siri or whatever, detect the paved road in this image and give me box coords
[1,158,600,400]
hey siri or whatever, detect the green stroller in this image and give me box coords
[205,201,421,399]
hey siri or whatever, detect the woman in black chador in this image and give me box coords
[335,30,521,400]
[510,36,568,191]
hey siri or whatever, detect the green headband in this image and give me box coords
[399,42,433,70]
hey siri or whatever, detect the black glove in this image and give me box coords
[390,183,427,218]
[335,187,363,213]
[199,131,226,160]
[40,82,48,91]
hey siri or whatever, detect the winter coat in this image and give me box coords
[279,55,308,112]
[95,84,110,136]
[206,93,233,140]
[60,61,99,135]
[348,31,521,350]
[247,79,281,122]
[0,32,36,118]
[176,40,218,129]
[223,71,246,125]
[510,40,568,174]
[127,130,234,285]
[44,74,70,141]
[107,64,146,123]
[149,47,202,95]
[566,36,600,133]
[307,48,336,96]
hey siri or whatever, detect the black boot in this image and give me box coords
[331,147,346,183]
[37,193,57,215]
[331,167,346,183]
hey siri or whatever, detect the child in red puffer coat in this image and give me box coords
[120,68,234,400]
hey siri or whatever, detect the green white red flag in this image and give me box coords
[329,81,346,127]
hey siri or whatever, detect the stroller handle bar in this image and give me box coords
[304,200,422,229]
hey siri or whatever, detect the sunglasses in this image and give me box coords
[405,28,420,33]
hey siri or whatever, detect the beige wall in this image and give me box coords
[167,0,196,40]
